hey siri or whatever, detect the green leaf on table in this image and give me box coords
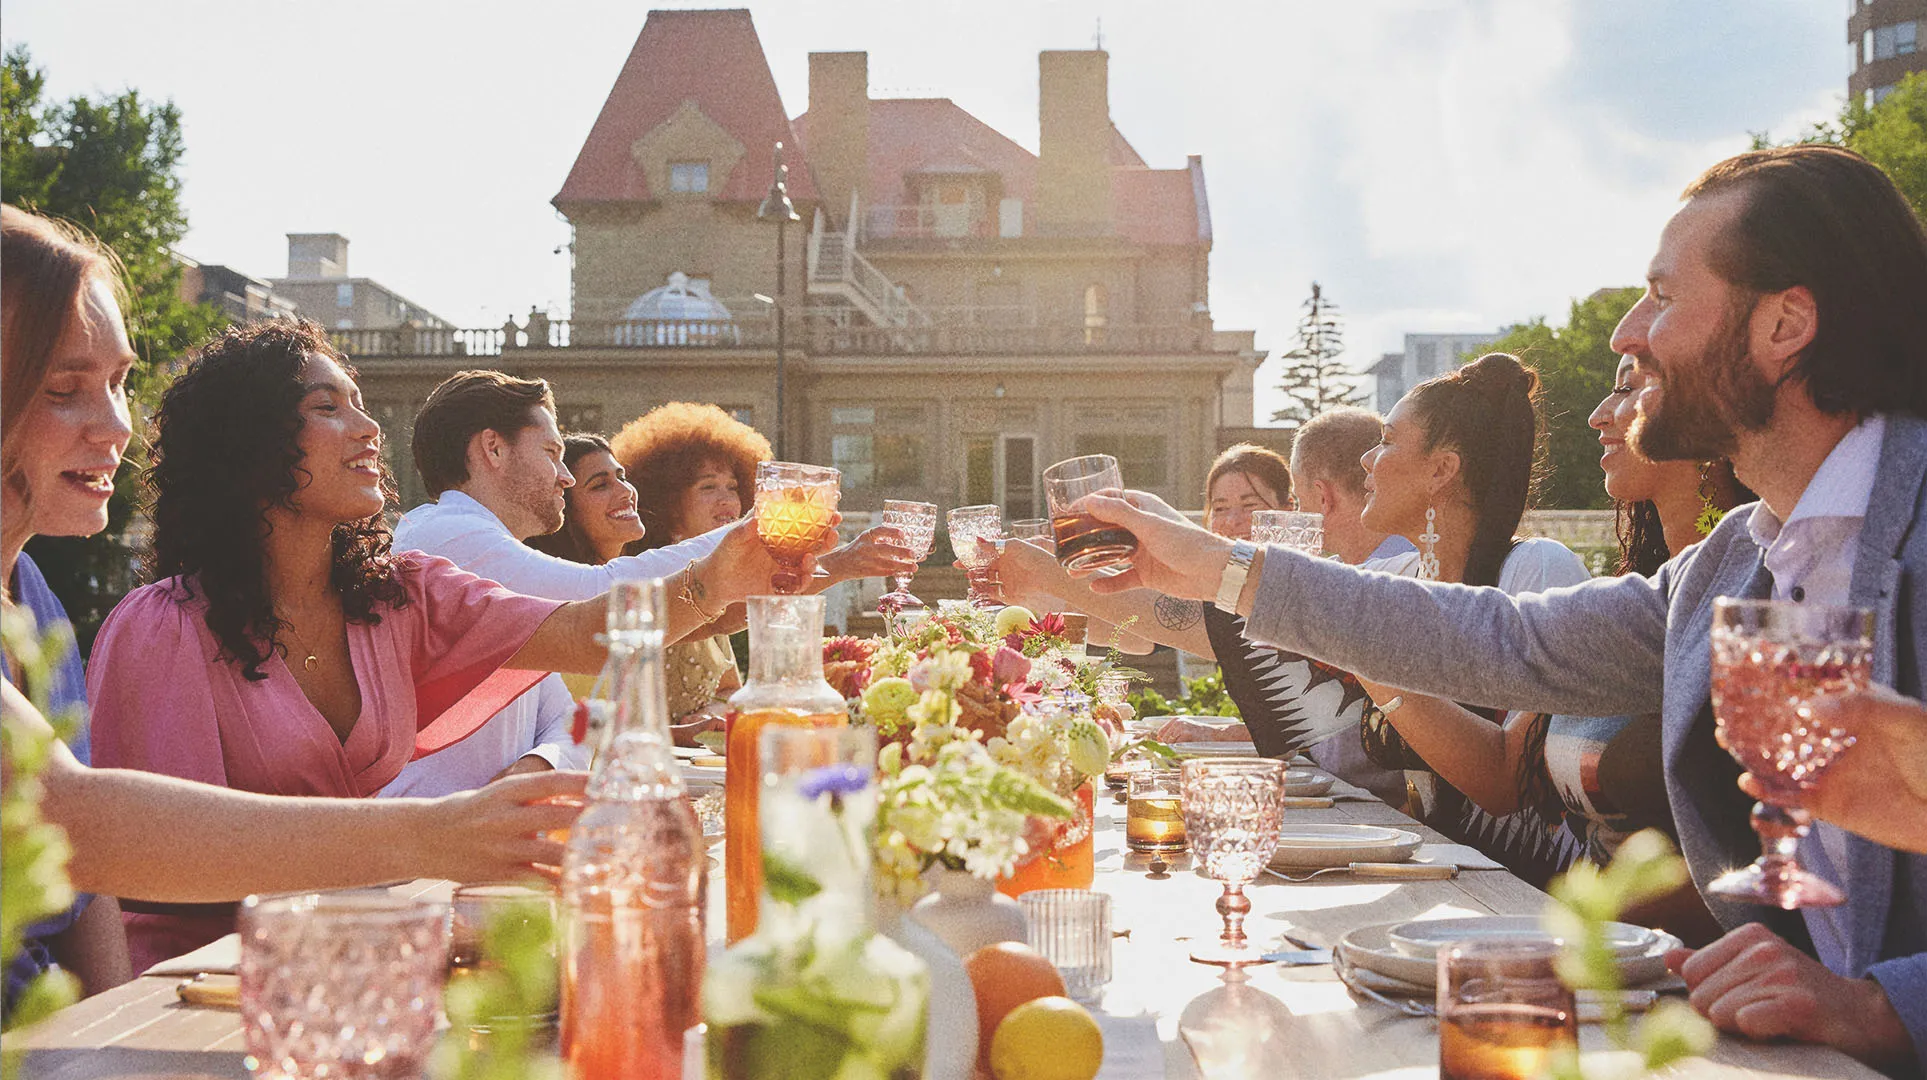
[762,853,823,905]
[695,730,726,755]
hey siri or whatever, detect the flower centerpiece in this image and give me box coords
[832,604,1134,902]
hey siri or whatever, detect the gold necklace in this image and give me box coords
[279,619,321,672]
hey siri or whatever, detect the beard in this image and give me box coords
[1629,299,1777,462]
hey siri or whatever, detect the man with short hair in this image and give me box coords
[1076,145,1927,1070]
[384,370,792,795]
[1288,407,1413,565]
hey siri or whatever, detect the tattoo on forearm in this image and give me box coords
[1154,595,1203,631]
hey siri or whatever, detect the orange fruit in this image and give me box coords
[990,996,1104,1080]
[963,942,1067,1070]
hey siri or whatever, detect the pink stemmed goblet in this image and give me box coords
[1708,597,1873,908]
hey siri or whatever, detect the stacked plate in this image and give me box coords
[1269,823,1422,869]
[1170,741,1259,757]
[1337,916,1678,990]
[1284,767,1334,797]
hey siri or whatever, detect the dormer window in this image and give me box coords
[669,161,709,194]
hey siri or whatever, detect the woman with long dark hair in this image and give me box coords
[87,319,616,968]
[2,206,587,1000]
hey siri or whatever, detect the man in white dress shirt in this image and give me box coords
[384,370,793,795]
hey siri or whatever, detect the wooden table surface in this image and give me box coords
[13,786,1882,1080]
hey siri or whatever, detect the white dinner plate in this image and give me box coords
[1172,741,1259,757]
[1338,921,1680,989]
[1285,768,1334,797]
[1269,824,1421,869]
[672,745,707,760]
[1386,916,1658,960]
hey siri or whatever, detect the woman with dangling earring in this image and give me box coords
[1344,352,1595,888]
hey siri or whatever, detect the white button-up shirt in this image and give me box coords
[1744,412,1886,972]
[379,490,727,796]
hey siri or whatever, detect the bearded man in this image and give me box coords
[1062,145,1927,1073]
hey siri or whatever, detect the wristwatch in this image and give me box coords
[1214,540,1259,612]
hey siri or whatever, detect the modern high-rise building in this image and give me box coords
[1849,0,1925,106]
[1363,332,1498,415]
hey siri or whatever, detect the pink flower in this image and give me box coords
[991,645,1032,688]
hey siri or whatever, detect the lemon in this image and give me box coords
[993,605,1038,638]
[989,996,1103,1080]
[1065,718,1112,779]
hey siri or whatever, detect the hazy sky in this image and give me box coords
[4,0,1846,423]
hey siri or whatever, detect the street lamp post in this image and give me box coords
[757,141,802,460]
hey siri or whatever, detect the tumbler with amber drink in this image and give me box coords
[1043,454,1136,573]
[1438,939,1577,1080]
[753,461,840,593]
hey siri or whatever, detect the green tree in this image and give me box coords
[1753,71,1927,221]
[3,45,225,648]
[1271,282,1366,425]
[1483,287,1640,512]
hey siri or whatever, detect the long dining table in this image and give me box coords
[12,776,1884,1080]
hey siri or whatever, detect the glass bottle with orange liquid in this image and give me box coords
[559,580,707,1080]
[724,594,848,942]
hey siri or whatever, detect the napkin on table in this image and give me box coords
[1412,844,1505,871]
[141,934,240,978]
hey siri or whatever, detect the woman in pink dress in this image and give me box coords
[86,320,614,969]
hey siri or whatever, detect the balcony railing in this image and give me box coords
[862,204,997,241]
[332,317,1205,358]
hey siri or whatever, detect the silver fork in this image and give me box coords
[1332,950,1436,1019]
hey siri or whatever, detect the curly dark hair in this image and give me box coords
[610,402,770,552]
[146,319,406,680]
[1614,459,1752,576]
[526,434,617,565]
[1404,353,1544,589]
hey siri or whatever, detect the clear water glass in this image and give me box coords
[240,894,449,1080]
[1019,889,1112,1002]
[1008,517,1056,554]
[877,499,938,621]
[1250,510,1323,554]
[947,504,1004,609]
[448,884,559,1044]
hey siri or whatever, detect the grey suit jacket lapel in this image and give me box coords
[1840,415,1927,972]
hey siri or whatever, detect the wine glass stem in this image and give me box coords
[1753,799,1812,864]
[1217,882,1251,949]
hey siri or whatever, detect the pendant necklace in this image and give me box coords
[281,620,321,672]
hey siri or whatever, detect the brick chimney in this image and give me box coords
[286,233,349,278]
[1036,50,1112,236]
[807,52,870,228]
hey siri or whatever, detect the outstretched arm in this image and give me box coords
[985,538,1216,659]
[9,681,587,903]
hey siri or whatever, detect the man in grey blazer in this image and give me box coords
[1072,145,1927,1073]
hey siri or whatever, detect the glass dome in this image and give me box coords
[622,271,734,322]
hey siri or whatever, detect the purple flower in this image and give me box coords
[797,764,873,800]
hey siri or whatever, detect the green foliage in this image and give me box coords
[431,899,562,1080]
[1483,288,1642,512]
[1543,830,1715,1079]
[1272,282,1367,425]
[1,610,84,1075]
[3,45,226,650]
[1755,71,1927,224]
[1128,667,1240,720]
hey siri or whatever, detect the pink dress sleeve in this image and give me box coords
[397,554,566,757]
[87,582,229,788]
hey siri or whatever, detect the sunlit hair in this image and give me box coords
[1,204,130,512]
[147,319,405,680]
[526,434,618,565]
[412,369,556,496]
[610,403,770,551]
[1204,443,1291,508]
[1289,407,1382,497]
[1403,353,1543,589]
[1683,145,1927,418]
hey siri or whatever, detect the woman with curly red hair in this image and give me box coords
[85,319,620,969]
[607,402,914,729]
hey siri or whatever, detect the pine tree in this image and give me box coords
[1270,282,1365,425]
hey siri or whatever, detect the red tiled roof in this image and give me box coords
[1112,167,1200,246]
[797,97,1201,244]
[554,9,815,207]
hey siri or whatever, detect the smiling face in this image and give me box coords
[673,457,743,541]
[567,448,645,557]
[1589,354,1702,505]
[287,355,386,524]
[495,409,572,539]
[1611,190,1778,463]
[1359,397,1458,536]
[6,277,137,543]
[1204,469,1281,540]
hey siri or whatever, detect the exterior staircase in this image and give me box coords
[805,193,930,329]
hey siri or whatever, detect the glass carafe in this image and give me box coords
[559,580,707,1080]
[704,726,927,1079]
[724,594,849,942]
